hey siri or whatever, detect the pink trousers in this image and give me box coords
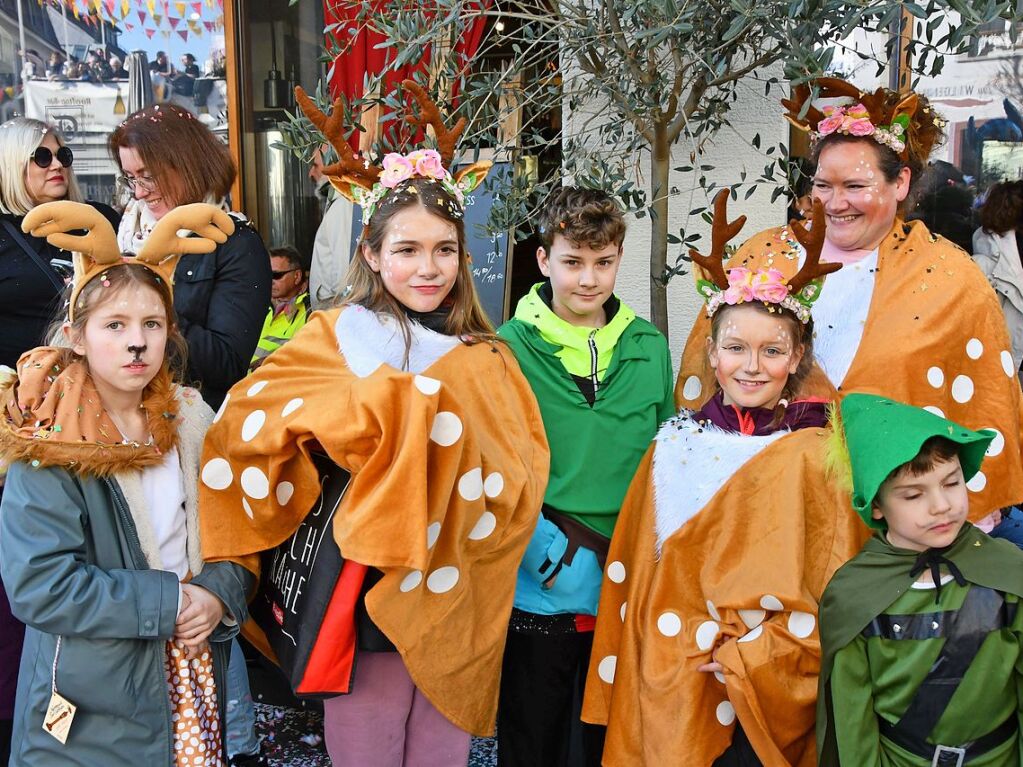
[323,651,471,767]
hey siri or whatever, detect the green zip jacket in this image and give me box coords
[498,283,676,538]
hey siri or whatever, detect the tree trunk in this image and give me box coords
[649,124,671,336]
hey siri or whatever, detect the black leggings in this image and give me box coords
[713,722,764,767]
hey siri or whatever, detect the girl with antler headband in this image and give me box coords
[581,192,868,766]
[196,81,548,766]
[0,202,252,765]
[675,79,1023,529]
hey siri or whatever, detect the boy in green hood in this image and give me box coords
[818,394,1023,767]
[496,187,675,766]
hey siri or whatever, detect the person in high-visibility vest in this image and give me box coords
[249,245,310,372]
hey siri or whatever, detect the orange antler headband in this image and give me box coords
[692,189,840,323]
[22,202,234,321]
[295,79,492,225]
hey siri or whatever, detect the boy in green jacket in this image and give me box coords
[497,186,675,766]
[818,394,1023,767]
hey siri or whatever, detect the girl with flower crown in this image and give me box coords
[581,193,866,766]
[196,82,548,766]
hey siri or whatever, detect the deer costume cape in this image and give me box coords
[581,193,862,766]
[197,80,549,737]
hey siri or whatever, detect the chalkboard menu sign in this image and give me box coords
[350,162,513,324]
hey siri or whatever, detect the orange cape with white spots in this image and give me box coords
[582,421,866,766]
[675,219,1023,516]
[198,306,549,736]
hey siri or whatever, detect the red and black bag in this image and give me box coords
[249,453,367,698]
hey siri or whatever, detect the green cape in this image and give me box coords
[816,524,1023,765]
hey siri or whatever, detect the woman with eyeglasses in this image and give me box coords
[0,116,120,764]
[110,103,271,411]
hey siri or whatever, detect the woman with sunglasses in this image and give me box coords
[110,103,271,411]
[0,116,120,764]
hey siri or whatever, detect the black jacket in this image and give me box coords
[173,217,271,409]
[0,202,120,369]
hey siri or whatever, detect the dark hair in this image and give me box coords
[52,263,188,381]
[811,91,946,199]
[877,436,961,499]
[109,104,235,205]
[269,244,303,272]
[343,177,497,364]
[538,186,627,251]
[709,301,815,427]
[980,180,1023,236]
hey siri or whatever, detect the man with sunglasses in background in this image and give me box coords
[249,244,310,371]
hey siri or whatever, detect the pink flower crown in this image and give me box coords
[698,267,815,323]
[350,149,482,225]
[812,102,908,155]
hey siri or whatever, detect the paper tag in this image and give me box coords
[43,691,76,744]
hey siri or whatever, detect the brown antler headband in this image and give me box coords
[294,80,492,224]
[693,190,840,323]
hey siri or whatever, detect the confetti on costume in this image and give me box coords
[583,190,864,766]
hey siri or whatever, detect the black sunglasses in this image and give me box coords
[30,145,73,169]
[272,268,300,280]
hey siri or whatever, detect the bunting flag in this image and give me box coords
[161,29,170,38]
[167,15,179,28]
[177,29,188,40]
[203,19,214,30]
[121,0,129,17]
[173,1,185,15]
[153,12,162,23]
[124,21,134,29]
[146,0,155,14]
[144,27,156,37]
[187,19,201,34]
[190,1,201,14]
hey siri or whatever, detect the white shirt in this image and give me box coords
[806,249,880,387]
[140,446,189,579]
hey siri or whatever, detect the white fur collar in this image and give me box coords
[113,387,212,574]
[652,413,789,553]
[335,304,461,377]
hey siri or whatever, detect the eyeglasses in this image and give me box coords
[118,173,158,192]
[30,146,73,169]
[272,268,300,280]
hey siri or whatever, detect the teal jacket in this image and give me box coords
[0,394,252,766]
[499,283,675,615]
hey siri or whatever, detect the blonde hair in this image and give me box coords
[342,178,498,365]
[0,117,83,215]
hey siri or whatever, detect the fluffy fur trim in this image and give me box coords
[0,357,182,478]
[651,412,789,553]
[335,304,460,377]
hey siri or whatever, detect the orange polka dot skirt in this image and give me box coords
[164,641,222,766]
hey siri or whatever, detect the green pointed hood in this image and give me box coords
[839,393,994,527]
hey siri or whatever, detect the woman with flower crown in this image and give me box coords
[580,193,863,766]
[196,81,549,767]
